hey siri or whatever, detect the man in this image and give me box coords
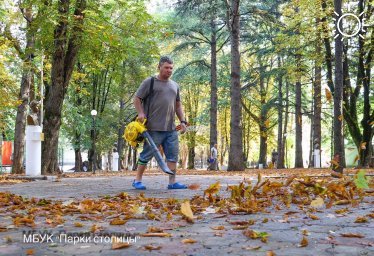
[209,143,219,171]
[132,56,188,190]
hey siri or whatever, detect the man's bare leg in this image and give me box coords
[135,164,146,182]
[167,161,176,184]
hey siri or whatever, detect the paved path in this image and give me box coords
[0,175,373,256]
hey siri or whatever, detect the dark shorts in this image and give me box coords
[138,131,179,165]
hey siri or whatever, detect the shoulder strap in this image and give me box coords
[146,76,155,117]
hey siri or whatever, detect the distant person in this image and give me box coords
[208,143,219,171]
[271,149,278,168]
[132,56,188,190]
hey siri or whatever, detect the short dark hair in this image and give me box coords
[159,56,173,66]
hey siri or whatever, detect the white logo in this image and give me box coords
[333,2,369,41]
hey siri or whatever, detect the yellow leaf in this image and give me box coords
[325,88,332,103]
[354,216,368,223]
[144,244,162,250]
[308,214,320,220]
[180,201,194,222]
[147,226,163,233]
[74,222,83,227]
[266,251,276,256]
[112,237,131,250]
[204,182,221,199]
[299,236,308,247]
[141,233,171,237]
[211,226,225,230]
[110,218,126,225]
[182,238,197,244]
[310,197,325,208]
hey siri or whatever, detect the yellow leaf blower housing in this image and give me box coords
[123,118,147,147]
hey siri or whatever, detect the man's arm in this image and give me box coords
[176,100,187,133]
[133,96,146,122]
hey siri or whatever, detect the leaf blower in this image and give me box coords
[123,118,174,175]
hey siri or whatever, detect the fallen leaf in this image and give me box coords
[182,238,197,244]
[144,244,162,250]
[112,241,131,250]
[266,251,276,256]
[262,218,269,223]
[335,208,349,214]
[214,232,223,237]
[180,201,194,222]
[299,236,308,247]
[354,170,370,189]
[341,233,365,238]
[188,183,200,190]
[74,222,83,227]
[366,213,374,218]
[243,245,261,250]
[228,220,255,225]
[141,233,171,237]
[302,230,309,236]
[147,226,164,233]
[308,214,320,220]
[354,216,368,223]
[211,226,225,230]
[110,218,126,225]
[310,197,325,208]
[26,249,34,255]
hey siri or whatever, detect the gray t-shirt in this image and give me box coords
[135,76,180,131]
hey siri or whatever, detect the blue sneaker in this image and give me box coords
[167,182,187,189]
[132,180,146,190]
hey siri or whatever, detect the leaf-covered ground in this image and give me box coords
[0,169,373,255]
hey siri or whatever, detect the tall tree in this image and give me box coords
[42,0,86,174]
[333,0,345,166]
[227,0,244,171]
[4,4,35,174]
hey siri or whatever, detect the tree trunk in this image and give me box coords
[333,0,345,167]
[276,56,284,168]
[74,148,82,172]
[283,81,290,168]
[321,0,335,94]
[187,146,195,169]
[295,78,303,168]
[227,0,244,171]
[358,0,373,167]
[312,66,322,167]
[12,7,34,174]
[210,18,218,148]
[41,0,86,175]
[118,99,125,170]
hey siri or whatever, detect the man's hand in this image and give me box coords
[137,112,146,123]
[180,122,187,134]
